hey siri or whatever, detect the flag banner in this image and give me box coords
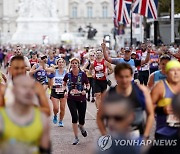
[132,0,158,19]
[114,0,133,25]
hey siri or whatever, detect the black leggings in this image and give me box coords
[88,77,94,98]
[138,70,149,86]
[67,99,87,125]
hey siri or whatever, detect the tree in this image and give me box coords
[159,0,180,15]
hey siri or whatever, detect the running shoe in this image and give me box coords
[78,125,87,137]
[58,121,64,127]
[53,115,57,124]
[72,138,79,145]
[91,98,95,103]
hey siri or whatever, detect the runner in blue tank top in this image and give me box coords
[29,55,54,90]
[47,50,59,89]
[51,58,67,127]
[148,54,171,89]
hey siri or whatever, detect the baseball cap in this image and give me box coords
[131,51,136,55]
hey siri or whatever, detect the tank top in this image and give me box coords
[108,83,146,134]
[0,72,2,84]
[34,64,48,85]
[30,59,38,67]
[0,107,43,151]
[156,80,178,135]
[157,80,175,107]
[154,70,166,83]
[53,69,66,86]
[94,59,106,80]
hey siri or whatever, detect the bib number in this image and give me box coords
[96,72,104,78]
[167,114,180,127]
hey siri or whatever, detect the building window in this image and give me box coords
[72,6,77,18]
[87,6,93,18]
[102,5,108,18]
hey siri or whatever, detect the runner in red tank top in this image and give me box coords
[94,59,107,81]
[89,49,113,110]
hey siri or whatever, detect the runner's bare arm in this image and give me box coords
[105,61,113,75]
[40,113,50,152]
[44,66,55,73]
[29,64,38,76]
[1,73,7,83]
[147,73,155,89]
[82,61,89,73]
[35,82,50,116]
[0,114,3,135]
[139,85,154,138]
[0,84,5,107]
[150,81,164,108]
[141,49,150,65]
[101,42,112,63]
[88,63,94,75]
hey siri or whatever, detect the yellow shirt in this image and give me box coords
[0,107,43,152]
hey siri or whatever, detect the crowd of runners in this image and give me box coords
[0,42,180,154]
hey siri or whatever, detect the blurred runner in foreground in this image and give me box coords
[0,75,50,154]
[97,63,154,139]
[0,55,50,116]
[148,94,180,154]
[151,60,180,139]
[95,94,139,154]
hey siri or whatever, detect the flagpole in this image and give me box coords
[171,0,175,43]
[130,0,133,46]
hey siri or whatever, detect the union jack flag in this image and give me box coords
[132,0,158,19]
[114,0,133,25]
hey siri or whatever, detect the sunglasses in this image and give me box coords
[103,114,126,122]
[90,55,95,56]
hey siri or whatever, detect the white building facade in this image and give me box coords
[0,0,114,44]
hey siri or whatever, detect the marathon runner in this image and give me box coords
[101,41,150,78]
[63,58,90,145]
[29,55,54,90]
[9,45,31,71]
[51,58,67,127]
[97,63,154,139]
[148,54,171,89]
[47,50,58,89]
[83,49,95,103]
[0,55,50,116]
[151,60,180,139]
[0,75,50,154]
[89,49,113,109]
[29,51,39,67]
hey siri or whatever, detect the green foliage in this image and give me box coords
[159,0,180,14]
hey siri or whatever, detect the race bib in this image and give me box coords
[95,65,103,71]
[96,72,104,78]
[167,114,180,127]
[70,89,81,96]
[152,62,158,67]
[54,77,63,86]
[55,87,64,93]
